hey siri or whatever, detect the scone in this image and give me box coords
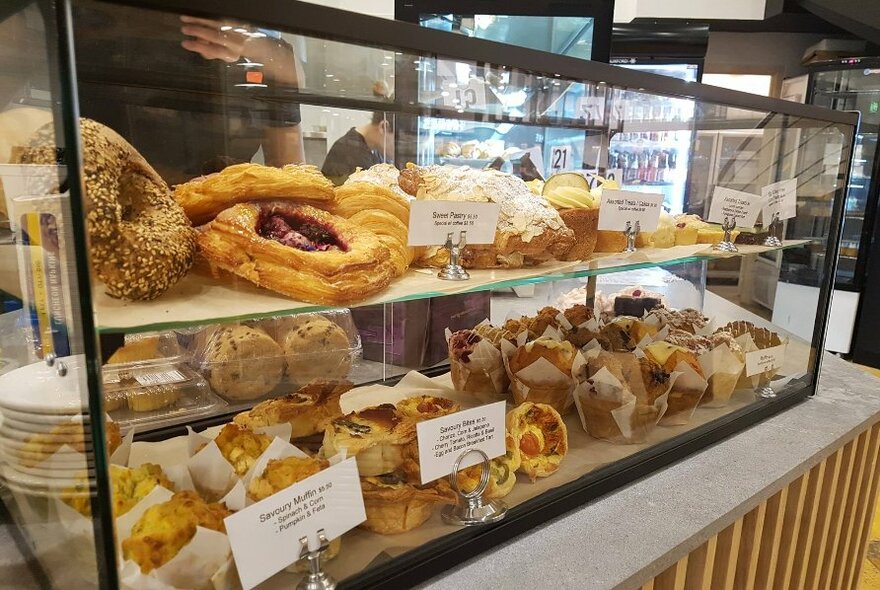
[281,317,353,385]
[248,456,329,501]
[359,473,456,534]
[233,379,350,439]
[122,491,232,573]
[322,404,415,476]
[212,423,272,476]
[506,403,567,481]
[201,325,284,400]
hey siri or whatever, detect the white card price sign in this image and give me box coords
[225,458,366,589]
[407,201,500,247]
[597,189,664,232]
[416,401,506,484]
[761,178,797,221]
[745,343,786,377]
[549,145,573,174]
[708,186,763,227]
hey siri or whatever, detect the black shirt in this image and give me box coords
[72,3,301,186]
[321,127,382,185]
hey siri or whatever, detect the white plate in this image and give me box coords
[0,465,87,489]
[0,423,91,443]
[3,481,89,498]
[0,355,89,414]
[2,458,94,480]
[1,416,92,434]
[0,407,88,425]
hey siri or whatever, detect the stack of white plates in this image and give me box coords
[0,355,95,497]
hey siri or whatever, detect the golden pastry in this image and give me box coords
[247,456,329,501]
[347,208,412,276]
[122,491,231,573]
[506,402,567,481]
[333,182,411,225]
[359,473,456,534]
[201,325,284,401]
[412,165,574,268]
[594,230,628,253]
[456,433,521,499]
[345,163,414,200]
[106,337,162,364]
[197,201,395,305]
[395,395,459,421]
[126,383,181,412]
[15,119,195,301]
[65,463,175,517]
[322,404,415,476]
[233,379,350,439]
[174,163,334,226]
[212,423,272,476]
[281,317,353,385]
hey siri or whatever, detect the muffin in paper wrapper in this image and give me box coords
[573,349,676,444]
[658,360,708,426]
[500,332,588,415]
[186,423,292,502]
[697,343,746,407]
[446,324,509,401]
[733,332,786,391]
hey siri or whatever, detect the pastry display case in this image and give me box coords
[0,1,856,589]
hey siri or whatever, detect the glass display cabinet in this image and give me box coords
[0,1,855,589]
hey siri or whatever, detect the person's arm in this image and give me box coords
[263,125,304,166]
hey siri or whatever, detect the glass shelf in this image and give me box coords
[93,240,809,334]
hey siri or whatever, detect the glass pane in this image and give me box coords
[421,14,595,60]
[0,1,107,587]
[17,0,855,587]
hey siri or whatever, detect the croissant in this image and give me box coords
[333,182,410,225]
[174,163,334,225]
[197,201,395,305]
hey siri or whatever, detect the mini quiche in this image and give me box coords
[395,395,460,421]
[506,402,568,481]
[456,433,522,499]
[359,472,457,535]
[322,404,415,476]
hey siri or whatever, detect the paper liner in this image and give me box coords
[658,361,708,426]
[501,340,586,414]
[733,333,784,390]
[446,328,509,398]
[118,526,233,590]
[572,364,674,444]
[697,343,746,408]
[186,427,295,502]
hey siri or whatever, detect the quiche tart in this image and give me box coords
[322,404,415,476]
[359,473,457,534]
[456,433,522,499]
[233,379,350,439]
[506,402,568,481]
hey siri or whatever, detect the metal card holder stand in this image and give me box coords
[763,212,783,247]
[438,230,470,281]
[296,529,336,590]
[714,216,738,253]
[623,220,640,254]
[441,449,508,526]
[755,372,777,399]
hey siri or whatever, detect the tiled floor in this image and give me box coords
[858,364,880,590]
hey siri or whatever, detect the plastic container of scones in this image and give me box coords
[0,1,857,589]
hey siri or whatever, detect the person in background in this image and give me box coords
[73,5,305,186]
[321,111,394,185]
